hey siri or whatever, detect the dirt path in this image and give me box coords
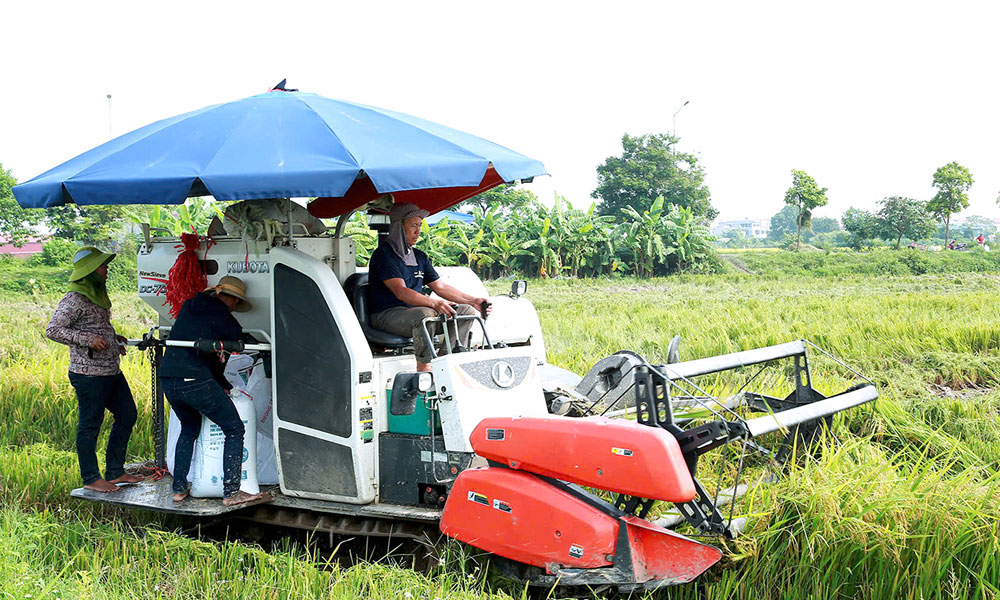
[721,254,754,274]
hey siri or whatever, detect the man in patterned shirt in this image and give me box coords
[47,247,143,493]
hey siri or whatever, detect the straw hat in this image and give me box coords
[205,276,252,312]
[69,247,116,282]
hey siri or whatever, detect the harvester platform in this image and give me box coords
[70,468,441,522]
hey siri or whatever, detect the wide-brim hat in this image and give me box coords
[69,246,116,282]
[205,275,252,312]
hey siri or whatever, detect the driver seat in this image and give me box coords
[343,272,412,349]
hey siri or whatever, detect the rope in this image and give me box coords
[147,466,171,482]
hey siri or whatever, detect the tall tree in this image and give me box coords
[874,196,935,249]
[592,133,716,220]
[927,162,973,245]
[457,183,538,215]
[0,163,41,247]
[841,207,879,249]
[810,216,841,234]
[46,204,131,246]
[768,205,799,241]
[783,169,828,250]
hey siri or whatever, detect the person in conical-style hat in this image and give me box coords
[46,246,144,493]
[158,275,268,507]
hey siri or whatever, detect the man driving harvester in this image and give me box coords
[369,203,492,372]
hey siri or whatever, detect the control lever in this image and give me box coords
[445,309,468,353]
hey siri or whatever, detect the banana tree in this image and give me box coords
[562,202,614,277]
[620,195,673,277]
[343,212,378,265]
[489,231,523,277]
[452,225,489,272]
[662,204,716,271]
[417,218,459,266]
[125,197,223,236]
[519,214,562,278]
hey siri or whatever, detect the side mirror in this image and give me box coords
[390,372,433,416]
[510,280,527,298]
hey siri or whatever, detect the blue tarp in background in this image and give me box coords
[425,210,475,225]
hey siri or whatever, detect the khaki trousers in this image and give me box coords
[371,304,478,363]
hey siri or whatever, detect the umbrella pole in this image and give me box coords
[285,198,294,244]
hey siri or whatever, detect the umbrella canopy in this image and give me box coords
[13,89,546,218]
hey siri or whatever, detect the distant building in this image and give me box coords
[712,218,769,239]
[951,217,998,241]
[0,236,45,257]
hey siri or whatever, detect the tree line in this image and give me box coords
[720,162,981,250]
[2,142,986,279]
[350,192,720,277]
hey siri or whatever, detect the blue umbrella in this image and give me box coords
[13,88,546,217]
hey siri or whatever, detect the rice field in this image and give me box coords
[3,263,1000,598]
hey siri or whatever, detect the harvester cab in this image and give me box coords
[75,199,878,592]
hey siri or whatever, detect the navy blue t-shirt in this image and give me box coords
[368,243,440,315]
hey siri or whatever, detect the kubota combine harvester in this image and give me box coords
[13,86,878,592]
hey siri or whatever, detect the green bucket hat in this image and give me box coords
[69,246,116,282]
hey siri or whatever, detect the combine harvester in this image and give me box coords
[14,86,877,592]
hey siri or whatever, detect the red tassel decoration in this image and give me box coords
[166,232,206,319]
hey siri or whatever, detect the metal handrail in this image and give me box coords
[419,313,493,359]
[126,326,272,352]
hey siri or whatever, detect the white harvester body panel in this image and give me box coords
[137,235,355,332]
[431,346,549,453]
[268,247,376,504]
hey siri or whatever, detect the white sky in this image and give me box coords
[2,1,998,224]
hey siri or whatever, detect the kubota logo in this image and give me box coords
[491,361,515,388]
[227,260,270,274]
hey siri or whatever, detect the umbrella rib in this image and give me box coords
[296,95,489,172]
[290,94,364,171]
[62,101,236,204]
[343,100,511,158]
[197,94,364,199]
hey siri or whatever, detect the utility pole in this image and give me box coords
[107,94,112,138]
[672,100,689,138]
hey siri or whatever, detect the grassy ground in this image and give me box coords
[3,254,1000,598]
[720,246,1000,277]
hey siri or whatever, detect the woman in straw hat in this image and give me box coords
[158,276,268,506]
[47,246,143,493]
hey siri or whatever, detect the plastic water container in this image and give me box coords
[386,389,440,435]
